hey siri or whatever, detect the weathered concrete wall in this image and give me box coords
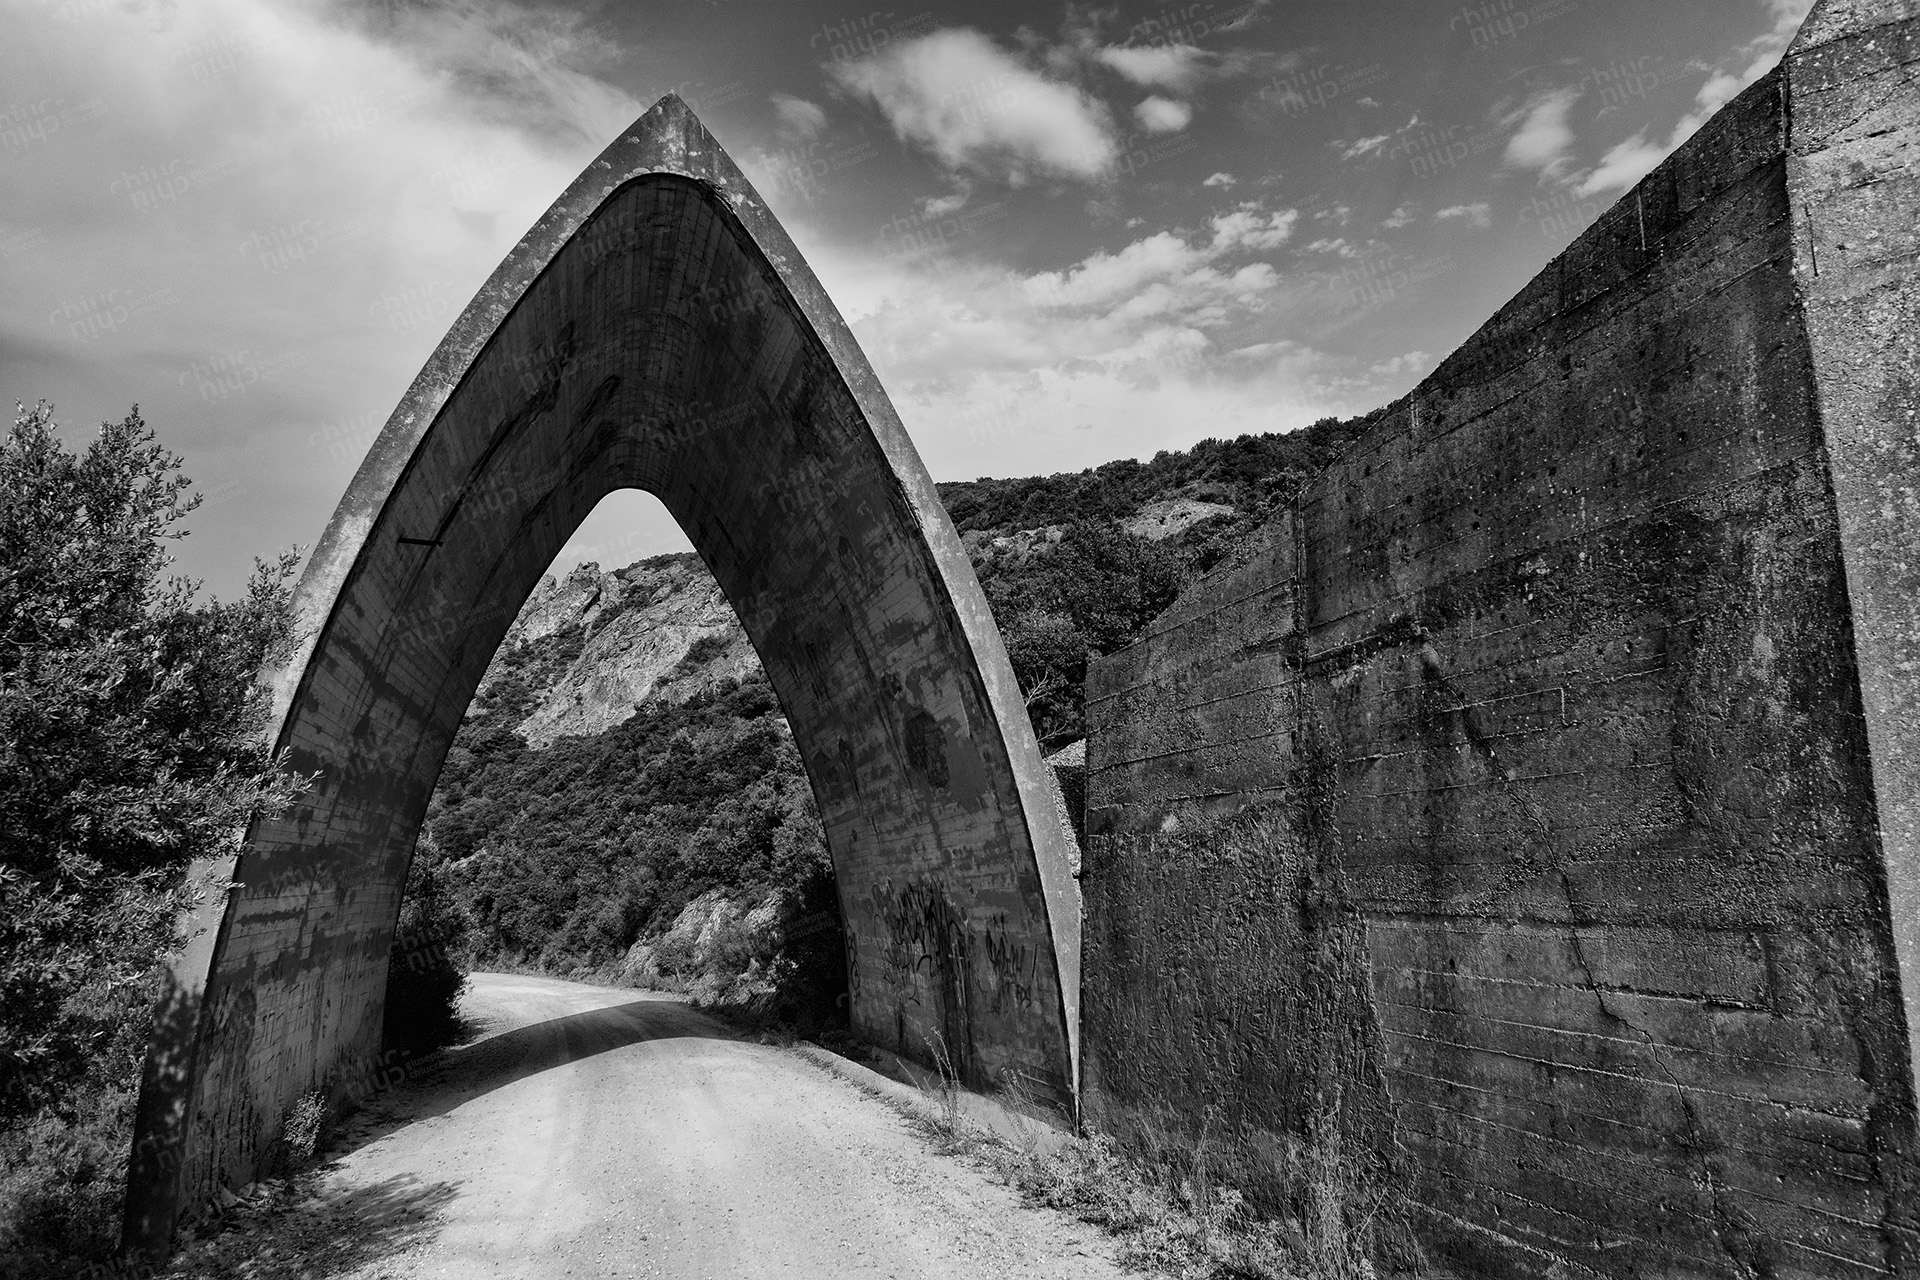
[1084,5,1920,1275]
[124,97,1080,1254]
[1790,0,1920,1105]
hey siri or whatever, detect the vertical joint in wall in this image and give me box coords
[1557,871,1764,1279]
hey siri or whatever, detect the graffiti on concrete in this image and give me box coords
[983,914,1039,1014]
[870,878,973,1067]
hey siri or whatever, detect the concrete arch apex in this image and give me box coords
[124,94,1080,1257]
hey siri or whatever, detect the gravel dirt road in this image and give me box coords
[269,972,1128,1279]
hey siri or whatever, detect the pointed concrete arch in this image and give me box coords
[124,96,1080,1253]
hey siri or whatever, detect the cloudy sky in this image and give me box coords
[2,0,1810,596]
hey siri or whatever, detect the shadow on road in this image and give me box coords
[153,991,713,1277]
[164,1174,459,1279]
[323,992,735,1164]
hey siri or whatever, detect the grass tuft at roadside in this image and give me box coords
[792,1037,1413,1280]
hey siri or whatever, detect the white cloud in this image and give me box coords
[1371,351,1432,378]
[783,208,1348,478]
[771,92,827,144]
[1383,205,1414,229]
[1134,96,1192,134]
[1435,202,1493,229]
[1016,232,1264,313]
[920,190,970,217]
[831,28,1117,183]
[1575,0,1813,196]
[1304,237,1361,258]
[1339,133,1391,161]
[1089,41,1290,92]
[0,0,1389,591]
[1575,132,1668,196]
[1503,88,1580,179]
[1203,171,1237,188]
[0,0,643,592]
[350,0,639,144]
[1097,43,1209,92]
[1210,208,1298,252]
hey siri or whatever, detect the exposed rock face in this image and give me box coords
[1122,497,1234,541]
[616,889,785,989]
[960,524,1063,568]
[507,561,621,643]
[958,498,1236,563]
[481,553,761,748]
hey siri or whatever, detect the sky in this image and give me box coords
[0,0,1812,596]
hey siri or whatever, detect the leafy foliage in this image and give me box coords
[381,843,470,1056]
[423,664,839,1020]
[979,521,1187,746]
[948,416,1374,746]
[0,403,303,1273]
[936,418,1371,541]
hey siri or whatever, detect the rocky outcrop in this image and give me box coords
[615,889,785,988]
[1122,497,1234,541]
[959,523,1064,569]
[479,553,762,748]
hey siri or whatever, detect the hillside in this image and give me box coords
[936,420,1371,543]
[938,415,1371,746]
[467,552,758,748]
[420,555,833,1012]
[416,416,1372,1013]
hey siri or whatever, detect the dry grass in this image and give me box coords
[876,1073,1403,1280]
[923,1032,965,1145]
[973,1126,1306,1278]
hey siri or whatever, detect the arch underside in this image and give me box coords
[126,102,1079,1252]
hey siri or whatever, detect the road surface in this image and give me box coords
[286,972,1127,1279]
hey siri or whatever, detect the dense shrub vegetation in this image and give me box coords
[973,519,1189,748]
[0,404,302,1275]
[943,416,1371,746]
[380,847,471,1056]
[422,667,842,1023]
[936,417,1370,539]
